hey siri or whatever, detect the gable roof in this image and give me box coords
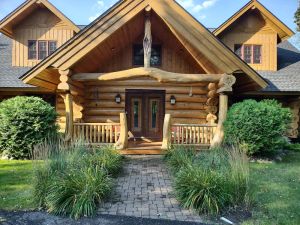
[213,0,294,42]
[20,0,267,92]
[0,0,80,38]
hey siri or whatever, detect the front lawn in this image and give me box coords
[243,152,300,225]
[0,160,37,210]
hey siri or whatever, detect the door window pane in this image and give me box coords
[133,100,140,128]
[151,100,158,128]
[38,41,47,60]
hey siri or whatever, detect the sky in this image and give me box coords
[0,0,299,47]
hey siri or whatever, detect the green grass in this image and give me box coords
[243,152,300,225]
[0,160,38,210]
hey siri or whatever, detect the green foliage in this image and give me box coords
[167,145,251,215]
[165,145,196,173]
[224,99,292,156]
[285,142,300,152]
[33,140,122,219]
[0,96,57,159]
[295,4,300,32]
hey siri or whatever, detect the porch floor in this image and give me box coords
[121,141,164,155]
[97,155,203,223]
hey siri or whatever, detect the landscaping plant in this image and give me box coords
[224,99,292,156]
[32,140,122,219]
[0,96,57,159]
[168,145,251,215]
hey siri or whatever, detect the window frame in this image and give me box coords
[234,44,262,64]
[27,40,57,60]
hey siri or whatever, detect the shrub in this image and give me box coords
[168,146,251,215]
[33,140,122,219]
[224,99,292,156]
[0,96,57,159]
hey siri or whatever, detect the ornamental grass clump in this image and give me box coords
[168,145,251,215]
[32,139,122,219]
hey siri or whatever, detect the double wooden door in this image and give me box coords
[125,90,165,140]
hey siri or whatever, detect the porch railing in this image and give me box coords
[73,123,120,144]
[171,124,217,145]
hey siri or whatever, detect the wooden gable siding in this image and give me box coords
[71,11,206,74]
[12,8,75,67]
[219,9,277,71]
[82,77,209,124]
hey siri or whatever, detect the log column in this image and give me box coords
[143,6,152,68]
[206,83,218,125]
[211,74,236,147]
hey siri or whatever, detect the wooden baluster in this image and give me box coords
[193,126,196,144]
[201,126,204,144]
[106,126,109,143]
[110,125,113,143]
[101,125,105,143]
[89,125,92,143]
[85,125,88,142]
[114,125,117,143]
[92,125,96,143]
[197,126,200,144]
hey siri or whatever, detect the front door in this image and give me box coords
[126,90,165,140]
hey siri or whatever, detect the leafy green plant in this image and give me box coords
[285,143,300,152]
[0,96,57,159]
[32,140,122,219]
[224,99,292,156]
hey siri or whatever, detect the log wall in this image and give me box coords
[81,77,209,124]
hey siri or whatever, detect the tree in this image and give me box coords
[295,1,300,31]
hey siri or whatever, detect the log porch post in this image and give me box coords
[211,74,236,147]
[115,113,128,150]
[162,114,172,150]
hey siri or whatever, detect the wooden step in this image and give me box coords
[120,149,164,155]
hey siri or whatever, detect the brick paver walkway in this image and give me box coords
[97,155,203,223]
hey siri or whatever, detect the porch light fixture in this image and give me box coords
[170,95,176,105]
[115,94,121,104]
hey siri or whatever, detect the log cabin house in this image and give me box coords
[0,0,298,154]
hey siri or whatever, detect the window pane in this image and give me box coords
[151,45,161,66]
[253,45,261,64]
[151,101,158,129]
[48,41,57,55]
[133,100,140,128]
[243,45,252,63]
[28,40,37,60]
[234,44,242,58]
[38,41,47,60]
[133,44,162,66]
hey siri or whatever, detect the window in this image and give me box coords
[48,41,57,55]
[234,44,262,64]
[253,45,262,64]
[28,40,37,60]
[133,44,162,66]
[38,41,47,60]
[28,40,57,60]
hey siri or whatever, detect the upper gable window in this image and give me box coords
[234,44,262,64]
[133,44,162,67]
[28,40,57,60]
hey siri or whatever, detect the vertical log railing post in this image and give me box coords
[61,92,74,141]
[115,113,128,150]
[143,6,152,68]
[211,93,228,147]
[162,114,171,150]
[211,74,236,147]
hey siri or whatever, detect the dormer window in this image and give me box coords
[28,40,57,60]
[234,44,262,64]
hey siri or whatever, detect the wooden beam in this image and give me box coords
[143,10,152,68]
[72,67,224,83]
